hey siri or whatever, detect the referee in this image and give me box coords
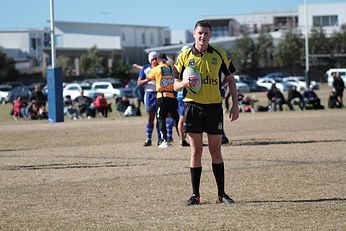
[173,20,239,206]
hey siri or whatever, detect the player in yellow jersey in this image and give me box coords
[174,20,239,205]
[139,53,179,148]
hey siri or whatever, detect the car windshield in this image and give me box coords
[81,85,91,90]
[94,85,109,89]
[112,83,123,88]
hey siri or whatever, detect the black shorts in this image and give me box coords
[184,102,223,135]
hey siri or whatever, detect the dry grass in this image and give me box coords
[0,85,346,230]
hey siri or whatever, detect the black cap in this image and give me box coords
[158,53,168,61]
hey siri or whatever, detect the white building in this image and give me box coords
[0,29,47,74]
[0,21,169,76]
[298,2,346,36]
[48,21,168,75]
[149,2,346,55]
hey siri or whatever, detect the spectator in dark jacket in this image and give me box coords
[74,90,95,118]
[30,85,46,109]
[303,86,324,109]
[287,86,305,111]
[267,83,288,111]
[333,72,345,107]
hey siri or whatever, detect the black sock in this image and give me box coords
[190,167,202,196]
[212,162,225,196]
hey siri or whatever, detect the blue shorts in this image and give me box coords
[144,91,157,112]
[177,97,185,116]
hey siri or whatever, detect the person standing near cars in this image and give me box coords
[333,72,345,107]
[173,20,239,206]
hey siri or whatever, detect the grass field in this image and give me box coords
[0,84,345,230]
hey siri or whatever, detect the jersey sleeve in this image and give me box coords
[146,66,157,81]
[138,64,148,80]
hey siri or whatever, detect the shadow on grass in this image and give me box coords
[244,198,346,204]
[230,139,346,146]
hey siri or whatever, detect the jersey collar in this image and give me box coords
[191,44,213,55]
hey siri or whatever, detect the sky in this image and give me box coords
[0,0,345,31]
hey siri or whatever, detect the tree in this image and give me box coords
[257,30,275,68]
[57,55,73,77]
[274,30,304,74]
[0,49,19,82]
[110,60,132,82]
[309,27,333,66]
[330,24,346,66]
[230,34,258,74]
[80,46,103,76]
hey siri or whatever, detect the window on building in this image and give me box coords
[55,35,62,46]
[213,26,229,38]
[313,15,338,27]
[142,33,146,45]
[37,38,42,47]
[122,32,126,41]
[150,33,154,45]
[31,38,36,50]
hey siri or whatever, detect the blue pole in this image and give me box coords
[47,67,64,123]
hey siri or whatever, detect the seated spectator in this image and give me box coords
[30,85,47,110]
[267,83,289,111]
[237,90,256,113]
[94,93,111,118]
[74,90,95,118]
[64,95,80,119]
[27,100,48,120]
[116,96,138,117]
[287,86,305,111]
[11,96,28,119]
[328,89,342,109]
[303,86,324,110]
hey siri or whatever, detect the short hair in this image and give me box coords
[194,20,212,32]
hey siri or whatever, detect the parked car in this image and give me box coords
[91,81,134,99]
[235,79,250,93]
[234,74,267,92]
[259,72,290,80]
[63,83,94,100]
[283,76,320,91]
[0,84,11,103]
[256,77,292,92]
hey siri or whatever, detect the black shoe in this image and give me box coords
[157,140,163,146]
[180,140,190,147]
[186,195,200,206]
[217,194,234,204]
[221,137,229,145]
[144,140,152,146]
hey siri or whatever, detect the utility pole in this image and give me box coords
[304,0,310,86]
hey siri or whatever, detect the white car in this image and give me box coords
[256,77,292,92]
[0,90,9,104]
[283,76,320,91]
[0,84,11,103]
[63,83,94,100]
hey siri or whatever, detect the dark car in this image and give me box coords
[234,74,267,92]
[259,72,290,80]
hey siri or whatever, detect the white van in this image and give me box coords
[325,68,346,87]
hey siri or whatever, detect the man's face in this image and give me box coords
[193,26,211,47]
